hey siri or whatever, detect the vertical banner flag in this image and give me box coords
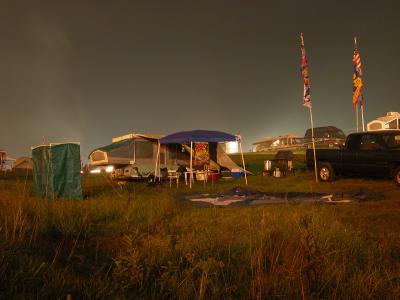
[300,33,318,183]
[352,39,363,107]
[301,33,312,108]
[193,142,209,166]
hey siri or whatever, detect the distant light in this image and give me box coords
[105,166,114,173]
[226,141,239,154]
[90,169,101,174]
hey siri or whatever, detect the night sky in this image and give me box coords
[1,0,400,158]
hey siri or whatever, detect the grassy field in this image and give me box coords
[1,153,400,299]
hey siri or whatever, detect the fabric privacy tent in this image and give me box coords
[158,130,247,188]
[32,143,82,200]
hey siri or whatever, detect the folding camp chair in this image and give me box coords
[167,169,180,188]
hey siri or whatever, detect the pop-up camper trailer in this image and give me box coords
[89,133,191,180]
[89,132,246,181]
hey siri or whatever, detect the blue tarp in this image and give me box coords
[160,130,237,144]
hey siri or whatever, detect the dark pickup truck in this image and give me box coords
[306,130,400,185]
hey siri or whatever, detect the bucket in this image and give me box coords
[264,160,272,171]
[231,168,244,178]
[273,168,281,178]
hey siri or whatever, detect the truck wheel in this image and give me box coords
[318,162,335,182]
[394,167,400,186]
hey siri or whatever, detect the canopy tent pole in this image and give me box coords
[189,141,193,189]
[238,140,248,185]
[155,141,160,181]
[158,143,161,181]
[158,145,161,182]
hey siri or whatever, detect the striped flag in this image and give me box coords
[352,39,363,107]
[300,33,312,108]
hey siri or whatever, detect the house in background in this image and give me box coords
[252,134,304,152]
[0,150,6,170]
[0,150,16,171]
[367,112,400,131]
[13,157,33,175]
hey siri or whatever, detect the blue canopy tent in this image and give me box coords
[157,130,247,187]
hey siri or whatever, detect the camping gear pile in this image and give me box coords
[262,150,295,178]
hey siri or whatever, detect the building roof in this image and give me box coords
[112,133,163,143]
[14,157,33,168]
[375,112,400,123]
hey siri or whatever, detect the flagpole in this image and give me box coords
[361,103,365,131]
[309,107,318,183]
[354,37,365,132]
[356,106,359,132]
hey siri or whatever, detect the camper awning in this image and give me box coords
[160,130,237,144]
[88,139,133,158]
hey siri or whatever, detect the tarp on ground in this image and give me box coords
[32,143,82,200]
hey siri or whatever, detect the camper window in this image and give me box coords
[135,140,153,159]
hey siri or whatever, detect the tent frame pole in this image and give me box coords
[155,141,160,181]
[189,141,193,189]
[239,140,248,185]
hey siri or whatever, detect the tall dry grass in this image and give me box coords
[0,171,400,299]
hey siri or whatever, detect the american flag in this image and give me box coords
[300,33,312,108]
[352,39,363,107]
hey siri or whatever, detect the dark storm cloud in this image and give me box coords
[1,0,400,157]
